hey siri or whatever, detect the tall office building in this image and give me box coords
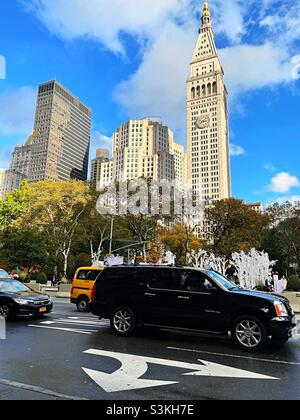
[9,133,33,177]
[187,1,231,202]
[91,148,110,186]
[28,80,91,182]
[99,118,186,188]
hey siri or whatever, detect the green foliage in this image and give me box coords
[287,275,300,292]
[205,198,263,258]
[36,272,48,285]
[0,227,52,274]
[0,180,30,231]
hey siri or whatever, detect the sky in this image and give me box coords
[0,0,300,206]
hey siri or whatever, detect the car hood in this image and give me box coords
[231,288,288,304]
[5,291,50,301]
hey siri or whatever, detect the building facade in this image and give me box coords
[28,80,92,182]
[187,1,231,202]
[98,118,186,188]
[9,133,33,178]
[91,149,110,186]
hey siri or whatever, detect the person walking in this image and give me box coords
[281,275,288,292]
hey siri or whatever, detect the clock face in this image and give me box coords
[196,115,210,129]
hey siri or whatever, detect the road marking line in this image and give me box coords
[83,349,278,393]
[0,378,88,400]
[28,325,94,335]
[167,347,300,366]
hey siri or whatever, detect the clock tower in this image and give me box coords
[187,1,231,202]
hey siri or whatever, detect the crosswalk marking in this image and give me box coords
[28,316,110,335]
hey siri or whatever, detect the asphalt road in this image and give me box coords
[0,299,300,401]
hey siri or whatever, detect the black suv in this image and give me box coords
[90,266,296,351]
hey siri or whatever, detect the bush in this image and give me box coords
[287,275,300,292]
[36,272,48,285]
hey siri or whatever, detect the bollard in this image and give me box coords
[0,316,6,340]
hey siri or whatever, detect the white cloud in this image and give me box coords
[114,20,195,139]
[26,0,192,55]
[230,144,245,156]
[0,86,36,136]
[220,43,293,96]
[90,131,112,159]
[25,0,300,136]
[268,172,300,194]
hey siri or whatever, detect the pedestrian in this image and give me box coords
[281,275,288,292]
[274,275,284,294]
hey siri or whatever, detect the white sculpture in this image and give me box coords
[231,249,276,289]
[189,248,276,290]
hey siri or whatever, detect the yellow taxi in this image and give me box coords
[71,266,104,312]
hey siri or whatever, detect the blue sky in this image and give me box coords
[0,0,300,206]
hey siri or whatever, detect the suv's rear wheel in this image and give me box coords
[232,315,268,352]
[111,306,136,337]
[76,296,90,313]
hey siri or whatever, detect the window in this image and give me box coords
[179,271,215,293]
[148,269,178,290]
[77,270,100,281]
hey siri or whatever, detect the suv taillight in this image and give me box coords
[91,284,97,302]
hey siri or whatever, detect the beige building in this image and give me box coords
[0,169,26,199]
[99,118,186,188]
[246,202,263,214]
[91,149,110,186]
[187,1,231,202]
[9,133,33,178]
[28,80,92,182]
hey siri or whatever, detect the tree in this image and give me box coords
[126,214,159,262]
[0,228,51,275]
[16,180,89,276]
[263,202,300,275]
[158,223,204,265]
[0,180,30,231]
[205,198,263,258]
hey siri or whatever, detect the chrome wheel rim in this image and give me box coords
[0,305,9,319]
[236,320,262,348]
[113,310,132,333]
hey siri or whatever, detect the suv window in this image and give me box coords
[179,271,215,293]
[77,270,100,281]
[148,269,178,291]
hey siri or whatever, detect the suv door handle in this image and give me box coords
[178,296,190,300]
[145,293,156,297]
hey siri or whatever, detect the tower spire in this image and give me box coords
[201,1,211,28]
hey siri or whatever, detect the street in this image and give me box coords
[0,299,300,400]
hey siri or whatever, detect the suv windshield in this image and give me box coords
[0,281,30,293]
[205,270,238,291]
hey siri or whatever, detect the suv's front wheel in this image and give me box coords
[232,315,268,352]
[111,306,136,337]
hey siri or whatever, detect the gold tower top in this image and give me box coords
[203,1,211,18]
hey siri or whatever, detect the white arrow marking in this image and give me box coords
[82,349,278,393]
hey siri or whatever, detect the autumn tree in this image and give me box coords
[16,180,89,276]
[205,198,263,258]
[0,180,30,231]
[158,223,204,265]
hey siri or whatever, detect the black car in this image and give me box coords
[90,266,296,352]
[0,280,53,320]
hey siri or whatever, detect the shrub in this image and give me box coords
[36,272,48,285]
[287,275,300,292]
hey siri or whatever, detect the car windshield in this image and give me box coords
[0,269,9,279]
[0,280,30,293]
[205,270,238,291]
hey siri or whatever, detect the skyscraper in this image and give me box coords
[91,149,110,186]
[28,80,92,182]
[99,118,186,188]
[187,1,231,202]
